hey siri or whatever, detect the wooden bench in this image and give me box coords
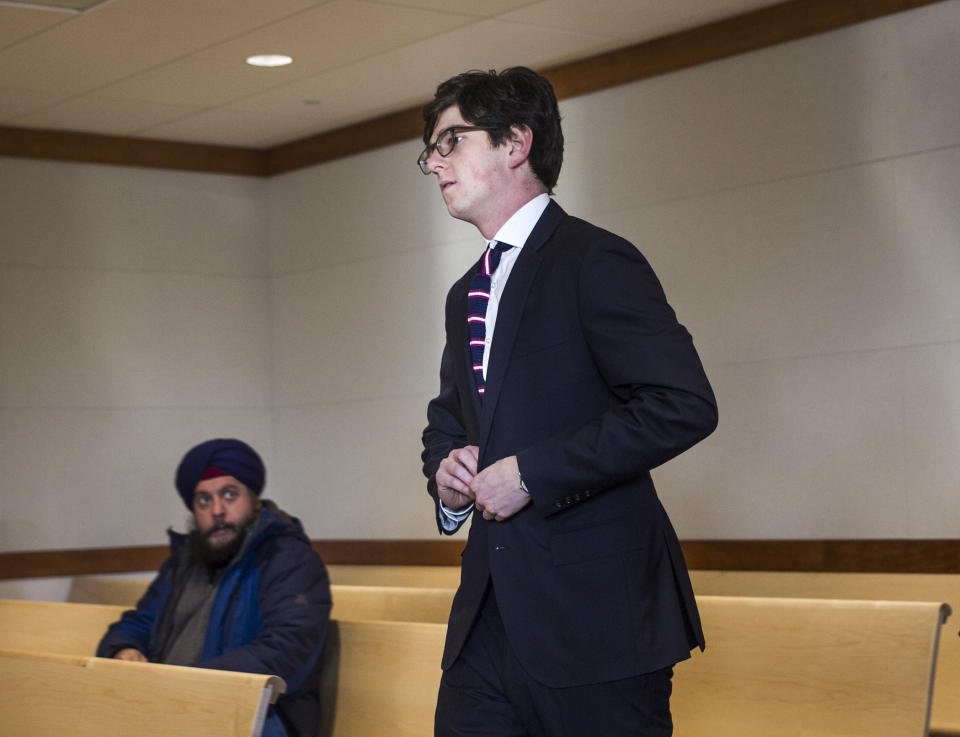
[67,574,152,605]
[68,569,463,604]
[3,594,952,737]
[66,577,457,625]
[690,571,960,736]
[0,598,127,655]
[318,618,446,737]
[673,595,951,737]
[330,584,453,624]
[327,564,461,589]
[0,647,284,737]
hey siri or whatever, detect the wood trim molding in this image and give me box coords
[679,539,960,573]
[2,539,958,580]
[0,126,266,177]
[0,0,946,177]
[0,545,170,580]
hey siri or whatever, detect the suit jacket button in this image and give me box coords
[553,500,564,509]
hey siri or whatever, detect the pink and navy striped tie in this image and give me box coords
[467,242,512,397]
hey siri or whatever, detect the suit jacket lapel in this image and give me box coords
[477,200,565,459]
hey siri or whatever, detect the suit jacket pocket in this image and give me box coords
[550,517,644,566]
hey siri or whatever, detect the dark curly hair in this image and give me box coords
[423,67,564,193]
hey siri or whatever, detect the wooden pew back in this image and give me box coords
[330,584,453,624]
[672,595,950,737]
[327,564,461,589]
[0,648,283,737]
[319,619,445,737]
[0,598,126,655]
[68,575,151,605]
[66,577,457,625]
[690,571,960,735]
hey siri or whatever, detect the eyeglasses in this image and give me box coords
[417,126,496,174]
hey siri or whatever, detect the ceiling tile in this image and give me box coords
[499,0,778,42]
[11,94,199,135]
[193,0,478,70]
[97,54,303,108]
[11,0,103,9]
[141,106,324,148]
[374,0,539,14]
[0,6,68,49]
[0,0,329,95]
[0,85,69,120]
[225,17,614,123]
[0,0,791,149]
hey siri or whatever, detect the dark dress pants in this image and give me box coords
[435,586,674,737]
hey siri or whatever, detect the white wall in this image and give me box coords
[1,0,957,555]
[0,161,273,550]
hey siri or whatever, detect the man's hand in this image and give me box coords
[114,648,147,662]
[470,455,531,522]
[436,445,480,511]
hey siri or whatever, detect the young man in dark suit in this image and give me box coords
[419,67,718,737]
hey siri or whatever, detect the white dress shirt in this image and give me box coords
[438,193,551,531]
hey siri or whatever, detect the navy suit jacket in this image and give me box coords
[422,200,718,688]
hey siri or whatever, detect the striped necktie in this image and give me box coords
[467,242,512,397]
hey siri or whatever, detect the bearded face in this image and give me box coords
[188,507,259,567]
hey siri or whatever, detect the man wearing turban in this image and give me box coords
[97,438,331,737]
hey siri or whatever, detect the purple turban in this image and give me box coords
[174,438,265,509]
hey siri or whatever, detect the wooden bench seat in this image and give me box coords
[0,598,445,736]
[330,584,453,624]
[318,619,446,737]
[326,564,461,589]
[0,647,284,737]
[690,571,960,736]
[67,574,152,606]
[65,577,457,624]
[0,598,126,655]
[673,595,950,737]
[2,593,952,737]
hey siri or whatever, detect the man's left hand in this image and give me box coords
[469,455,531,521]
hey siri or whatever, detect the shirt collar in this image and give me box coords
[488,193,551,250]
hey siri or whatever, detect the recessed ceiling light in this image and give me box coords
[246,54,293,68]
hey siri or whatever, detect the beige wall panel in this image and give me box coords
[901,342,960,537]
[655,347,926,539]
[0,268,271,408]
[0,407,274,551]
[270,398,446,540]
[590,147,960,366]
[267,140,477,275]
[557,1,960,217]
[270,243,476,406]
[0,158,266,276]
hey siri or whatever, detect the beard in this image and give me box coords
[188,510,259,568]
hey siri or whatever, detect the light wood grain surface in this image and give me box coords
[673,596,950,737]
[0,648,283,737]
